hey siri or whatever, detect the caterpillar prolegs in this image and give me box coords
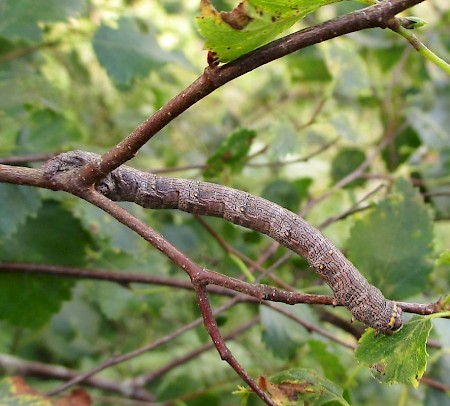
[45,151,403,333]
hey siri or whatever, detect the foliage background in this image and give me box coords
[0,0,449,404]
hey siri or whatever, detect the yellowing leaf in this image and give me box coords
[196,0,344,62]
[355,315,433,388]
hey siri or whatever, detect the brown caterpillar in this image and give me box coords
[45,151,402,333]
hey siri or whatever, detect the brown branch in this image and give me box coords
[191,284,275,406]
[0,152,59,165]
[74,0,425,185]
[47,298,241,397]
[140,316,260,384]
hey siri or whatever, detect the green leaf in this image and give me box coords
[93,17,186,87]
[0,0,86,43]
[424,353,450,405]
[262,179,301,212]
[407,86,450,150]
[196,0,342,63]
[260,304,309,359]
[321,39,372,97]
[0,200,93,328]
[264,368,349,405]
[330,147,366,188]
[72,201,144,255]
[355,315,433,388]
[95,282,135,321]
[19,108,83,153]
[308,340,347,384]
[348,178,434,299]
[0,184,41,239]
[204,128,255,179]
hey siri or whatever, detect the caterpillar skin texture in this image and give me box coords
[45,151,402,333]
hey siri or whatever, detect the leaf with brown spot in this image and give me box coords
[197,0,345,62]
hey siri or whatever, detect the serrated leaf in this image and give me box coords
[355,315,433,388]
[348,178,434,299]
[262,368,349,405]
[0,377,51,406]
[0,0,86,43]
[93,17,186,87]
[196,0,343,63]
[204,128,255,179]
[0,200,93,328]
[0,184,41,239]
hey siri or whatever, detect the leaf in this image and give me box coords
[407,86,450,149]
[0,377,51,405]
[348,178,434,299]
[260,368,349,405]
[262,179,301,212]
[204,128,255,179]
[260,304,314,359]
[424,353,450,406]
[20,108,84,153]
[196,0,343,63]
[0,200,93,328]
[330,147,366,188]
[0,0,86,43]
[93,17,186,87]
[95,282,135,321]
[0,184,41,239]
[355,315,434,388]
[321,39,372,97]
[308,340,347,384]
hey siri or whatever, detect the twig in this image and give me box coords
[73,0,426,184]
[191,284,275,405]
[139,317,260,384]
[0,354,155,402]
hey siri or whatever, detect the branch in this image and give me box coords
[74,0,425,184]
[0,354,155,402]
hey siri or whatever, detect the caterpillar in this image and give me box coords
[45,151,402,333]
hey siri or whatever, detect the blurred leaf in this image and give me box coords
[321,40,371,98]
[204,128,255,179]
[95,282,135,321]
[381,125,421,171]
[424,353,450,406]
[261,368,349,405]
[0,377,51,405]
[308,340,347,384]
[330,147,366,188]
[348,178,434,299]
[0,200,92,328]
[407,86,450,149]
[196,0,342,63]
[72,201,144,255]
[260,304,305,359]
[19,108,83,153]
[355,315,433,388]
[93,17,187,87]
[0,184,41,239]
[0,0,86,43]
[262,179,301,212]
[161,223,200,253]
[288,48,332,82]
